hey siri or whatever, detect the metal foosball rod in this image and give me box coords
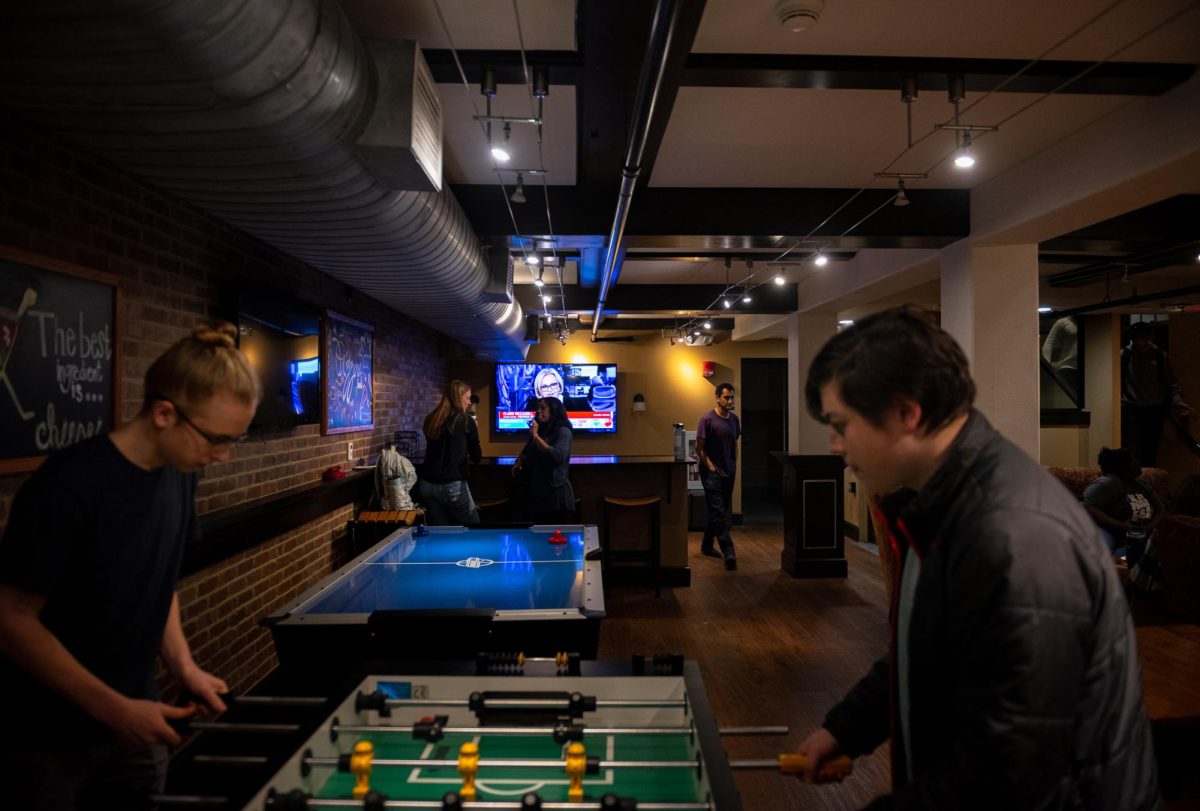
[305,754,703,771]
[334,722,788,737]
[375,698,688,710]
[730,753,854,780]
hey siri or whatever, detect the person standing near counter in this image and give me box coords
[513,397,576,523]
[418,380,482,525]
[696,383,740,570]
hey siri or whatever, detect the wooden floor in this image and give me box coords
[597,522,892,810]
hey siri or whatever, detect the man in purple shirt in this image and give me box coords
[696,383,741,570]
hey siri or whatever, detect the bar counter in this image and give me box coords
[469,455,690,586]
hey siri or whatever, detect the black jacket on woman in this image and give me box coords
[521,425,575,520]
[422,415,481,483]
[823,410,1158,810]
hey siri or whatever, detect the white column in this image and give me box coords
[787,312,838,453]
[940,242,1040,458]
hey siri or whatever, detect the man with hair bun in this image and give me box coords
[0,322,260,810]
[793,306,1157,809]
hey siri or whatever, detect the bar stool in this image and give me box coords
[601,495,662,597]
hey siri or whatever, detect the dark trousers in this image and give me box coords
[701,471,736,559]
[1122,404,1167,467]
[1,740,167,810]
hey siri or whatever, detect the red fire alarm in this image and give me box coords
[702,360,716,379]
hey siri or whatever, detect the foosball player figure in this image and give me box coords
[351,739,375,799]
[458,741,480,800]
[565,741,587,802]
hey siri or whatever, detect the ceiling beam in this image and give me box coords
[515,283,797,313]
[679,54,1196,96]
[454,185,969,247]
[425,51,1196,97]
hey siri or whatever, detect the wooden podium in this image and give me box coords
[771,452,847,578]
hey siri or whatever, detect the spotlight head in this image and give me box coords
[954,132,975,169]
[894,178,910,207]
[703,321,711,329]
[510,173,526,204]
[774,274,786,285]
[491,146,511,162]
[526,253,540,266]
[723,299,732,309]
[814,253,829,267]
[542,295,551,304]
[533,271,544,288]
[742,294,752,303]
[1038,306,1053,313]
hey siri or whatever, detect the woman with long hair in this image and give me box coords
[512,396,576,523]
[417,380,482,525]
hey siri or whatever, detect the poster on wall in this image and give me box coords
[0,247,120,475]
[322,310,374,435]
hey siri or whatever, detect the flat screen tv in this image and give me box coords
[496,363,618,433]
[237,289,322,433]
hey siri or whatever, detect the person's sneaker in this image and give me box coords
[700,545,722,558]
[724,556,737,571]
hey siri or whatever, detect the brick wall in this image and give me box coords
[0,114,460,694]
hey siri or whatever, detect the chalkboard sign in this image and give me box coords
[322,310,374,435]
[0,247,120,475]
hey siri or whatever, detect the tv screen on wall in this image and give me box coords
[237,288,321,433]
[495,363,618,433]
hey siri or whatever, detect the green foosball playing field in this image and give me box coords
[315,731,701,803]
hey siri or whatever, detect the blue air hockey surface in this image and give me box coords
[265,525,605,672]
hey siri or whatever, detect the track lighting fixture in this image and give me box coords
[542,294,551,304]
[894,178,910,207]
[703,321,711,329]
[953,131,975,169]
[723,299,732,309]
[533,267,544,288]
[526,252,540,266]
[814,253,829,267]
[510,173,526,204]
[742,293,752,303]
[491,122,512,162]
[774,274,786,285]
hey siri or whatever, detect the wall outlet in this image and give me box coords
[347,441,355,462]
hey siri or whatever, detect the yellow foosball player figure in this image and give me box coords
[565,741,587,802]
[458,741,480,801]
[351,739,375,800]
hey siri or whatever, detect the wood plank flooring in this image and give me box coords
[597,522,892,810]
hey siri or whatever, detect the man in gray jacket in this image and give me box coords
[794,306,1158,809]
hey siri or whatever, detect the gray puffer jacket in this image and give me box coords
[824,410,1159,810]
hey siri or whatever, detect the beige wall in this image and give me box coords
[1040,426,1090,467]
[452,333,788,512]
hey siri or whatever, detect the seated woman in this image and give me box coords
[1082,446,1163,563]
[512,397,576,523]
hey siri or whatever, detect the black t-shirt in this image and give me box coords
[0,434,198,742]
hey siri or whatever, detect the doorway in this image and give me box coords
[740,358,788,522]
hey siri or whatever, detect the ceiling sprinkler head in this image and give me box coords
[775,0,824,32]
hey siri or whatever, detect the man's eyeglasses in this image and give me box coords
[155,396,249,447]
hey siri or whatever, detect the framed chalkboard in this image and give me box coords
[0,247,120,475]
[322,310,374,435]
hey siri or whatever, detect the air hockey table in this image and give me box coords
[266,525,605,673]
[162,658,744,810]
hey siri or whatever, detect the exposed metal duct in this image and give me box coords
[0,0,528,358]
[591,0,685,339]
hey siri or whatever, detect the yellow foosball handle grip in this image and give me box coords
[778,753,854,780]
